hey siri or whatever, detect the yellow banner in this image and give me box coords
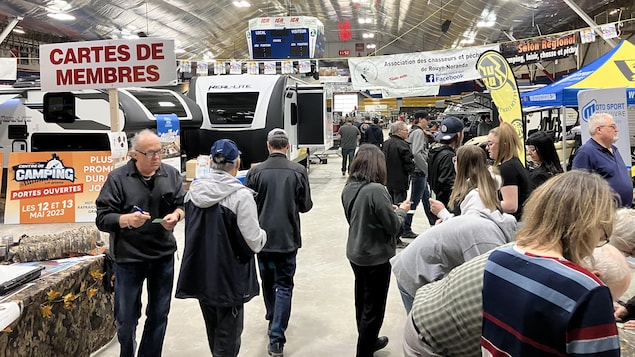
[476,50,525,163]
[5,151,112,224]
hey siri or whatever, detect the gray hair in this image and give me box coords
[211,160,238,172]
[390,121,406,135]
[130,129,158,150]
[587,112,612,136]
[609,208,635,255]
[584,244,631,300]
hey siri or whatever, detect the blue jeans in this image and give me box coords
[114,255,174,357]
[404,172,436,230]
[397,282,414,314]
[342,147,356,173]
[258,251,297,346]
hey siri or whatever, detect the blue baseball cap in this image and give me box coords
[435,116,464,141]
[210,139,241,163]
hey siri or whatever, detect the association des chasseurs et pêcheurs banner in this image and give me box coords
[348,44,500,90]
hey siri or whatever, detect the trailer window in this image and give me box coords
[127,90,188,117]
[207,92,258,125]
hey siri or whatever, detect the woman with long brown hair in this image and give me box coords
[429,144,500,222]
[341,144,410,357]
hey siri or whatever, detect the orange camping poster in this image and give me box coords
[5,151,112,224]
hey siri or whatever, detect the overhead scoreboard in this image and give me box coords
[246,16,325,60]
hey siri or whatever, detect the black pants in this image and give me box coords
[350,262,391,357]
[199,302,244,357]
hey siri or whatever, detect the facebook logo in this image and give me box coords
[425,74,435,83]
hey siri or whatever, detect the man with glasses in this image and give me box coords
[96,129,186,357]
[572,112,632,207]
[382,121,415,248]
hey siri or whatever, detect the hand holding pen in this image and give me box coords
[126,205,151,229]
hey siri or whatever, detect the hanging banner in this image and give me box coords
[247,61,259,74]
[5,151,112,224]
[348,44,498,90]
[264,62,277,74]
[476,50,525,163]
[281,61,293,74]
[156,114,181,172]
[229,61,242,75]
[299,60,311,74]
[214,62,226,75]
[501,33,578,66]
[196,61,209,75]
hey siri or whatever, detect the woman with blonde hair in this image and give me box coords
[429,145,500,222]
[486,122,531,220]
[481,170,620,355]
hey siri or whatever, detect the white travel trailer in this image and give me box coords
[187,74,332,168]
[0,85,203,187]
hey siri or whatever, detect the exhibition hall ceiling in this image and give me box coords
[0,0,632,60]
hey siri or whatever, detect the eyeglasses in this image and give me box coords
[526,146,536,153]
[596,226,610,248]
[486,141,498,147]
[137,149,161,158]
[599,124,617,130]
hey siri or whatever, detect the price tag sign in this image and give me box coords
[5,151,112,224]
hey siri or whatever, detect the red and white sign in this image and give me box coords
[40,38,177,91]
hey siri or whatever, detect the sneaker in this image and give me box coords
[401,231,418,239]
[268,342,284,357]
[373,336,389,352]
[396,239,409,249]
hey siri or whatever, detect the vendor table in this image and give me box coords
[0,256,115,357]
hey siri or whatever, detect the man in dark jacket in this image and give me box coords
[245,128,313,357]
[360,116,384,148]
[382,121,415,248]
[176,139,266,357]
[428,116,464,208]
[96,129,185,357]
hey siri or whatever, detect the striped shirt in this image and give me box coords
[481,245,619,356]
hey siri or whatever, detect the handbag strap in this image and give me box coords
[346,182,368,219]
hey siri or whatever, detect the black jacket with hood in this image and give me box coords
[428,143,456,206]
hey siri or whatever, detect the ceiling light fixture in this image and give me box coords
[175,48,186,54]
[366,43,376,49]
[47,12,76,21]
[362,33,374,39]
[12,28,25,34]
[232,0,251,7]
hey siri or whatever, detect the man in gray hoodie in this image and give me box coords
[176,139,267,357]
[390,209,518,312]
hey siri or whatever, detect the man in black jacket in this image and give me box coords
[428,117,464,208]
[245,128,313,357]
[382,121,415,248]
[96,129,185,357]
[360,116,384,148]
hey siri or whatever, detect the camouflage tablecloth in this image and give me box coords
[0,257,115,357]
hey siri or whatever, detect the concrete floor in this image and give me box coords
[91,151,431,357]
